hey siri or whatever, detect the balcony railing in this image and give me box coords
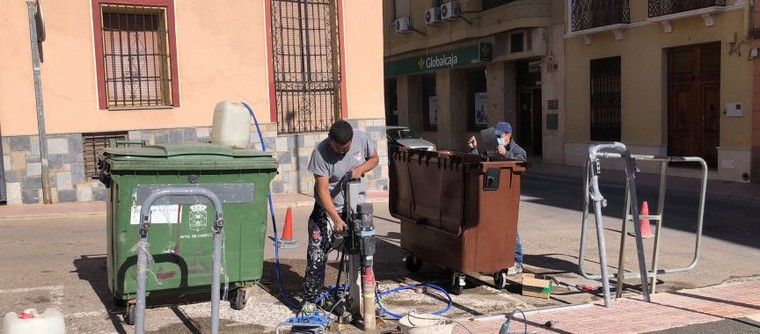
[648,0,726,18]
[483,0,517,11]
[571,0,630,32]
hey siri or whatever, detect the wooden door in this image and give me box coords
[667,43,720,167]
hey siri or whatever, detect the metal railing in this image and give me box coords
[483,0,517,10]
[571,0,630,32]
[648,0,726,18]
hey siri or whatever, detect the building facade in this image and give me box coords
[384,0,759,184]
[565,0,756,183]
[0,0,387,205]
[383,0,566,160]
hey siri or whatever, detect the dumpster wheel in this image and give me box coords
[404,255,423,273]
[231,286,251,310]
[124,300,136,325]
[493,271,508,289]
[450,272,466,295]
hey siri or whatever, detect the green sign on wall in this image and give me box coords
[384,43,492,77]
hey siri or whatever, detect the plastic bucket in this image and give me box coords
[398,312,454,334]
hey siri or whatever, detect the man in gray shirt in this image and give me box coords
[302,120,379,303]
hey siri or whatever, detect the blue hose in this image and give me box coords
[375,283,453,319]
[242,102,299,310]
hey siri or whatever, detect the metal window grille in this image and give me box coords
[82,132,127,179]
[271,0,342,133]
[571,0,630,32]
[483,0,517,11]
[590,57,621,141]
[99,4,173,108]
[648,0,726,18]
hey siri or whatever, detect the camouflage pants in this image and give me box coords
[301,203,336,303]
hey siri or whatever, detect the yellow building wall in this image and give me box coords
[0,0,383,136]
[343,0,385,119]
[565,8,752,148]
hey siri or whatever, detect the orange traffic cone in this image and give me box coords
[630,201,654,239]
[278,207,300,248]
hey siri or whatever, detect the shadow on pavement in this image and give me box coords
[72,254,128,334]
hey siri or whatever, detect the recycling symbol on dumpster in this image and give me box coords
[189,204,208,232]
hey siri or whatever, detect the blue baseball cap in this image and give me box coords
[494,122,512,135]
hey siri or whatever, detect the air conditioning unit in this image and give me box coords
[395,16,412,33]
[425,7,441,25]
[441,1,460,20]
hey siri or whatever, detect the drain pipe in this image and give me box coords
[0,126,6,204]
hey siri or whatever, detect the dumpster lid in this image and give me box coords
[102,143,271,158]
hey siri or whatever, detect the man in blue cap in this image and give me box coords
[467,121,527,274]
[467,121,527,161]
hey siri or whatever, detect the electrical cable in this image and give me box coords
[374,283,453,319]
[242,102,299,310]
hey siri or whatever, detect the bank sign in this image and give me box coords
[384,43,492,77]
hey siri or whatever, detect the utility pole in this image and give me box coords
[27,0,52,204]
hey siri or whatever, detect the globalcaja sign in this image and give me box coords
[384,43,492,77]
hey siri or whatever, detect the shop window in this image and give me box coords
[469,69,488,130]
[422,75,437,131]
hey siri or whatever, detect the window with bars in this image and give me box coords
[92,0,179,110]
[270,0,342,133]
[82,132,128,179]
[590,57,622,141]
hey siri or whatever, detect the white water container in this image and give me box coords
[3,308,66,334]
[210,101,251,149]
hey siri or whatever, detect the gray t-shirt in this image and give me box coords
[308,130,375,212]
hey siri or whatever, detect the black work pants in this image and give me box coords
[301,203,335,303]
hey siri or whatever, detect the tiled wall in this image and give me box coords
[0,118,388,205]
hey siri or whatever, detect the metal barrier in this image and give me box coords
[579,151,707,300]
[581,142,650,307]
[134,186,225,334]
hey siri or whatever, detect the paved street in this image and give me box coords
[0,162,758,333]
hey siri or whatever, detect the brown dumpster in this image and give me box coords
[389,146,526,293]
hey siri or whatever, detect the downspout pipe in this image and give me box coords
[0,126,6,204]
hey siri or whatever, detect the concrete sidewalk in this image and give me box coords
[454,277,760,334]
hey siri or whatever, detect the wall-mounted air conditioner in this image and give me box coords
[441,1,460,20]
[395,16,412,33]
[425,7,441,25]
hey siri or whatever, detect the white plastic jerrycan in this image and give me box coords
[3,308,65,334]
[210,101,251,149]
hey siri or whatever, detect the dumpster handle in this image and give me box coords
[135,186,224,334]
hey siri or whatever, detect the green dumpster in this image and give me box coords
[98,143,278,315]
